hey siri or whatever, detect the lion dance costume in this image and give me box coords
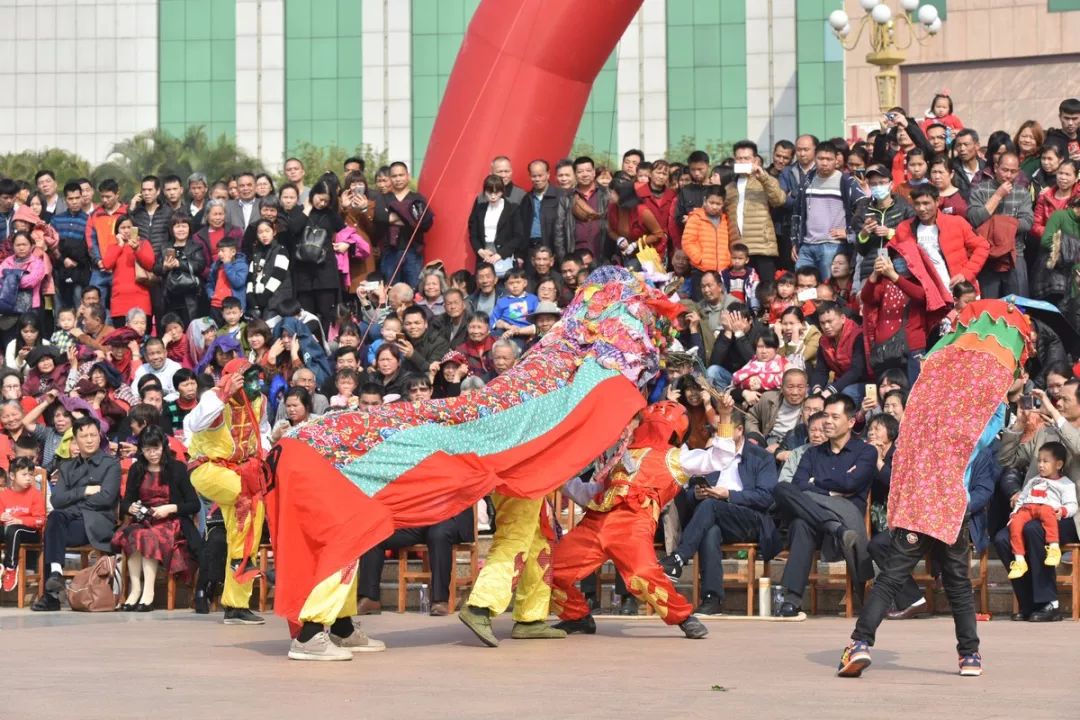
[548,402,732,639]
[837,299,1034,678]
[266,267,685,660]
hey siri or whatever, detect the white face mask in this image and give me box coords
[870,183,892,201]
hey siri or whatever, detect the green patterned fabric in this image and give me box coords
[343,360,620,496]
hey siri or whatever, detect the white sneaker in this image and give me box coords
[330,617,387,653]
[288,631,353,661]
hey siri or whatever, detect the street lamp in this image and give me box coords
[828,1,943,115]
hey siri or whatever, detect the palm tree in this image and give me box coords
[92,127,265,197]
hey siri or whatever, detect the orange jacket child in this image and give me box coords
[681,206,731,272]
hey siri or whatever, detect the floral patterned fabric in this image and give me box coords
[888,299,1034,544]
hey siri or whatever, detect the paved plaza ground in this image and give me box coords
[7,608,1074,719]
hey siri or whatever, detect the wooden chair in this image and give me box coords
[688,544,769,616]
[1059,543,1080,621]
[10,476,48,608]
[256,544,274,612]
[15,542,44,608]
[396,513,481,613]
[119,555,198,610]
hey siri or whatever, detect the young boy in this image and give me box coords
[0,457,47,592]
[490,269,538,336]
[50,308,79,353]
[206,237,248,324]
[220,297,249,353]
[1007,441,1078,578]
[679,187,731,273]
[721,243,761,312]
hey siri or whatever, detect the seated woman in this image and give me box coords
[5,312,49,379]
[270,386,313,443]
[244,319,273,369]
[731,331,788,405]
[22,346,68,399]
[111,425,200,611]
[195,335,241,381]
[673,375,716,450]
[457,312,496,380]
[431,350,470,399]
[372,344,407,400]
[881,389,906,424]
[416,269,448,317]
[21,388,76,472]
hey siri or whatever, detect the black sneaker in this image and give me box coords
[31,593,61,611]
[44,571,65,595]
[659,553,684,580]
[223,607,265,625]
[194,591,210,615]
[695,593,723,616]
[680,615,709,639]
[553,615,597,635]
[619,596,639,616]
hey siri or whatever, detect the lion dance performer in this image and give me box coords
[458,495,561,646]
[837,300,1034,678]
[186,359,274,626]
[547,401,737,640]
[265,267,684,660]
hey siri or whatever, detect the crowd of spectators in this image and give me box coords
[4,93,1080,622]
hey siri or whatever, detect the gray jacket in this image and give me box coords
[50,449,122,552]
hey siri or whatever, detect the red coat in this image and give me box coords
[102,239,155,318]
[893,213,989,289]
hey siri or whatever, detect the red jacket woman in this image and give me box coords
[102,215,156,322]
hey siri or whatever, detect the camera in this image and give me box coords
[131,502,151,522]
[1020,394,1041,411]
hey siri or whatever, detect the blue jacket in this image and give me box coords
[966,445,1000,554]
[206,253,249,311]
[692,440,781,559]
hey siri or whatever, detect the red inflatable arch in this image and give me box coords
[418,0,642,273]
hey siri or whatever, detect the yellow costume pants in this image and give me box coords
[191,463,265,609]
[298,561,359,625]
[466,494,551,623]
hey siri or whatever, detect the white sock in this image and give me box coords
[50,562,63,575]
[1049,542,1060,549]
[1014,554,1024,562]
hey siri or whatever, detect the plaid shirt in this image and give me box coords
[967,180,1034,240]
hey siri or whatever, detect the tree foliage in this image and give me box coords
[285,142,389,184]
[91,126,267,197]
[0,148,92,187]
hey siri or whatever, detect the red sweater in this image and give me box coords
[0,486,46,528]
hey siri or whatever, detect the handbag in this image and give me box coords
[295,226,328,264]
[67,554,120,612]
[164,260,200,296]
[869,306,909,374]
[134,261,159,287]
